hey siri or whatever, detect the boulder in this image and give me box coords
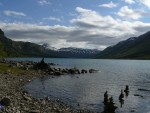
[33,58,49,70]
[49,63,56,65]
[138,88,150,92]
[23,66,28,70]
[62,69,68,73]
[134,94,143,97]
[48,67,54,72]
[81,69,87,74]
[0,97,11,106]
[68,69,76,74]
[54,71,63,76]
[89,69,98,73]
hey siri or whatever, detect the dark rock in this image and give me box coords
[22,90,28,95]
[81,69,87,74]
[48,67,54,72]
[138,88,150,92]
[23,67,28,70]
[124,85,129,93]
[68,68,81,74]
[0,58,6,63]
[104,97,117,113]
[119,90,124,101]
[33,58,49,70]
[49,63,56,65]
[8,65,12,68]
[62,69,68,73]
[0,97,11,106]
[49,72,54,75]
[131,110,136,112]
[77,70,80,74]
[134,94,143,97]
[68,69,76,74]
[54,71,63,76]
[103,91,108,105]
[53,68,58,71]
[89,69,98,73]
[29,110,40,113]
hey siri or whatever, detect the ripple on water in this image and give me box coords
[19,58,150,113]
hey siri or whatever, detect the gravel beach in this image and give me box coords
[0,61,96,113]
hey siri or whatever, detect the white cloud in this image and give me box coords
[1,7,150,50]
[140,0,150,9]
[69,13,77,17]
[117,6,147,20]
[99,1,118,8]
[38,0,50,6]
[124,0,135,4]
[3,10,26,17]
[43,17,61,22]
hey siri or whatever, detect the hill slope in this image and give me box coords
[0,29,100,58]
[0,29,56,57]
[97,31,150,59]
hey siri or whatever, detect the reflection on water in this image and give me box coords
[11,58,150,113]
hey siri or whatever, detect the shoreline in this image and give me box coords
[0,60,96,113]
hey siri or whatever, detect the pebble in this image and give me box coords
[0,60,95,113]
[29,110,40,113]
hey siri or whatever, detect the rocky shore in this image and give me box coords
[0,59,96,113]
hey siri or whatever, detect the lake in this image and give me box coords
[9,58,150,113]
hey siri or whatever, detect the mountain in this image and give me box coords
[57,47,100,58]
[0,29,56,57]
[96,31,150,59]
[0,29,100,58]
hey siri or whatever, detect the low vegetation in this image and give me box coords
[0,62,36,75]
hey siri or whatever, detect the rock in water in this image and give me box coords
[119,90,124,101]
[89,69,98,73]
[33,58,49,70]
[124,85,129,93]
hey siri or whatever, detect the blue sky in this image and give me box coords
[0,0,150,49]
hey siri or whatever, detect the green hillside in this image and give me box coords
[0,29,48,58]
[97,31,150,59]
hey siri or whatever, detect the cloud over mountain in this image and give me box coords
[1,6,150,50]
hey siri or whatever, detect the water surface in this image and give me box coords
[9,58,150,113]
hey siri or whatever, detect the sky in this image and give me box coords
[0,0,150,50]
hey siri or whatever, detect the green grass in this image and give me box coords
[0,62,34,75]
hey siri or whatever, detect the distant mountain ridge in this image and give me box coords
[96,31,150,59]
[0,29,100,58]
[57,47,100,58]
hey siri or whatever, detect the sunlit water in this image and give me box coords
[9,58,150,113]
